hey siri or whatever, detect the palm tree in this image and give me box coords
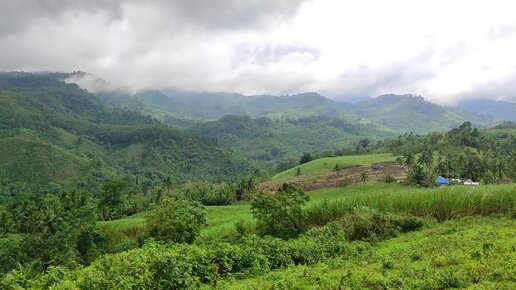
[417,149,433,172]
[491,158,507,179]
[403,152,415,169]
[408,165,429,187]
[462,157,482,181]
[163,176,174,193]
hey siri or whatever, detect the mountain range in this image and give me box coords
[0,71,514,191]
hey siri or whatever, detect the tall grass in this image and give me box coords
[306,184,516,225]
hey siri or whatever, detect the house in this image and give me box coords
[435,176,449,186]
[463,180,479,186]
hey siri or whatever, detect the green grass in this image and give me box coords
[271,153,396,180]
[102,183,516,243]
[220,216,516,289]
[200,184,400,240]
[201,203,252,241]
[307,183,516,225]
[97,215,147,252]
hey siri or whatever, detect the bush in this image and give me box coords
[384,175,397,183]
[340,207,424,241]
[251,184,309,238]
[338,177,352,187]
[147,196,206,243]
[13,226,374,289]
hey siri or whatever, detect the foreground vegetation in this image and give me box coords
[4,183,514,288]
[223,217,515,289]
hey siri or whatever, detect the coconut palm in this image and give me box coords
[403,152,415,169]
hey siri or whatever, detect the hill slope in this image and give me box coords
[455,99,516,122]
[0,72,254,192]
[187,115,393,167]
[350,94,493,133]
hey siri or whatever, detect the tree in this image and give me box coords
[417,149,433,172]
[99,180,127,220]
[360,171,369,182]
[408,165,431,187]
[251,183,309,238]
[163,176,174,193]
[147,196,206,243]
[358,138,370,148]
[299,152,313,165]
[333,164,341,178]
[235,177,257,201]
[294,167,302,179]
[402,152,415,169]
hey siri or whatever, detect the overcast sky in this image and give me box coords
[1,0,516,104]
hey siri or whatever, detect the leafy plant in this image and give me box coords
[147,196,206,243]
[251,184,309,238]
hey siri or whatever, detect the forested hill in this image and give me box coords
[113,89,495,134]
[187,114,392,168]
[0,72,254,193]
[455,99,516,122]
[350,94,494,133]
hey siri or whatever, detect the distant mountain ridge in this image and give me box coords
[454,99,516,122]
[350,94,494,133]
[128,89,495,134]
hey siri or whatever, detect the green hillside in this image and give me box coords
[0,72,255,192]
[351,94,494,133]
[188,115,393,167]
[105,87,497,134]
[272,153,396,180]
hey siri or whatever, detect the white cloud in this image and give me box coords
[1,0,516,103]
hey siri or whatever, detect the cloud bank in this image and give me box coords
[1,0,516,104]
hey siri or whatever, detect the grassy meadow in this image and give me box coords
[271,153,396,180]
[101,183,516,243]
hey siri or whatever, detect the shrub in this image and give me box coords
[340,207,424,241]
[147,196,206,243]
[384,175,397,183]
[338,177,352,187]
[251,184,309,238]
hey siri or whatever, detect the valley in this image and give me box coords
[0,72,515,289]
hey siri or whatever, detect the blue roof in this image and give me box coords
[371,165,384,169]
[435,176,449,184]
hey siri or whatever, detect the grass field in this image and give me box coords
[97,214,147,252]
[271,153,396,180]
[100,183,516,243]
[221,216,516,289]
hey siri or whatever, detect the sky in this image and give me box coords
[1,0,516,104]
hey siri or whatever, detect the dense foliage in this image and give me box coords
[251,184,309,238]
[147,196,206,243]
[0,190,101,276]
[0,72,255,194]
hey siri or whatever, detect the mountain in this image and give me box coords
[350,94,494,133]
[187,114,392,167]
[455,99,516,122]
[130,90,495,134]
[0,72,254,193]
[134,90,356,121]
